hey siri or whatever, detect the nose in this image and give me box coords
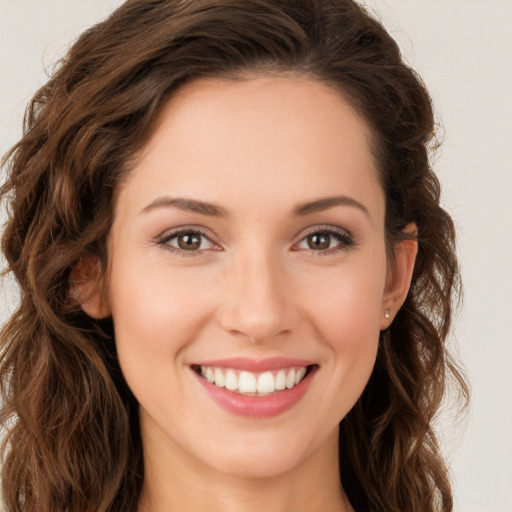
[217,249,300,344]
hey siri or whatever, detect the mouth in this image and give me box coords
[191,364,316,397]
[189,357,319,417]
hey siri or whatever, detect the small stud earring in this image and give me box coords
[384,309,390,319]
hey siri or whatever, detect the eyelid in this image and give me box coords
[155,226,222,256]
[153,223,355,257]
[291,224,355,253]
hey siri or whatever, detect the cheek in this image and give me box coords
[108,258,213,349]
[302,261,386,342]
[311,278,382,417]
[298,257,386,393]
[106,259,216,413]
[318,286,381,381]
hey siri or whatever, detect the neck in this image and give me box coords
[138,424,353,512]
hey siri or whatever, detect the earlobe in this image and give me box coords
[380,224,418,330]
[70,255,111,319]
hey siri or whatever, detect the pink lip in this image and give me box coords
[190,363,318,418]
[191,357,315,372]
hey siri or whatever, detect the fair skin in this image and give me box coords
[77,75,417,512]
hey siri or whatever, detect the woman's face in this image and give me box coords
[96,76,401,479]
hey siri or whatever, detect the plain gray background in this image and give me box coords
[1,1,511,511]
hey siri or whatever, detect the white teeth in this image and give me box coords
[295,367,306,385]
[286,368,296,389]
[275,370,286,391]
[198,365,310,395]
[238,371,257,393]
[225,370,238,391]
[206,367,215,383]
[214,368,225,388]
[257,371,275,394]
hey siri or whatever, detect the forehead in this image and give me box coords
[116,75,384,225]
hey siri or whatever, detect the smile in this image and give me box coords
[190,358,318,417]
[195,365,309,396]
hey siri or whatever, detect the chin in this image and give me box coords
[192,427,336,480]
[208,448,309,480]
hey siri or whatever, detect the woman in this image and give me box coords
[0,1,468,511]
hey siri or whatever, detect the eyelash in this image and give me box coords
[156,225,355,258]
[293,226,355,256]
[156,227,218,257]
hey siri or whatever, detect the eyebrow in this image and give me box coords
[141,197,227,217]
[140,194,369,218]
[293,195,370,218]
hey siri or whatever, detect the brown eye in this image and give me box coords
[161,230,216,254]
[177,232,202,250]
[295,227,354,254]
[306,233,332,250]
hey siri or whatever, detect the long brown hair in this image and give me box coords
[1,1,468,510]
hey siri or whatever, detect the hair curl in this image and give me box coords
[1,1,468,511]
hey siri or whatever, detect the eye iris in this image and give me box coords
[307,233,331,250]
[177,233,201,250]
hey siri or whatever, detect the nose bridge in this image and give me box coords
[218,243,298,342]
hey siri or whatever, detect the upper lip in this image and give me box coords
[191,357,316,372]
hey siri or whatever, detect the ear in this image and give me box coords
[380,224,418,330]
[70,254,111,319]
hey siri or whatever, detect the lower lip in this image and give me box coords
[193,366,317,418]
